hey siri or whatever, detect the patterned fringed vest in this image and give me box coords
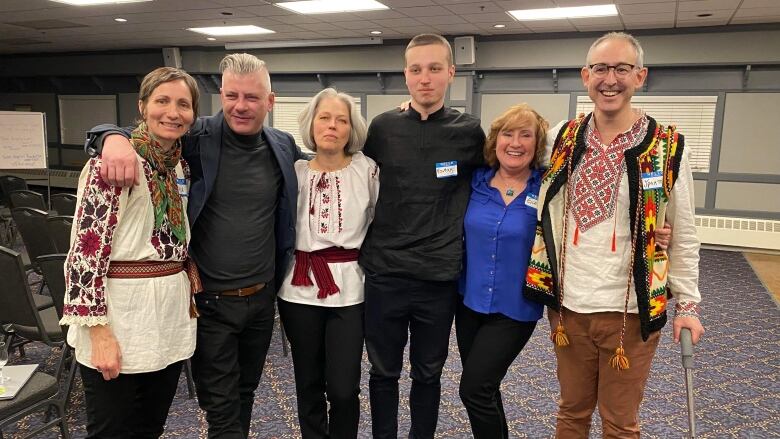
[524,113,685,341]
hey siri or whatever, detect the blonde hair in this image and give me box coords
[484,104,549,169]
[298,88,367,154]
[137,67,199,122]
[405,33,453,66]
[219,53,271,90]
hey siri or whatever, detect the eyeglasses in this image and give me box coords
[588,63,637,78]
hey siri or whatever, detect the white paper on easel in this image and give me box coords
[0,111,47,170]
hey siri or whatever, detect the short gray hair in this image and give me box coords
[586,32,645,68]
[220,53,272,90]
[298,88,367,154]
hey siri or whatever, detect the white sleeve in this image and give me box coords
[665,147,702,304]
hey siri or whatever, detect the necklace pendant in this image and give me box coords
[505,188,515,197]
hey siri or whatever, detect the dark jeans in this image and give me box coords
[191,289,276,438]
[364,270,458,439]
[278,299,364,439]
[80,361,183,439]
[455,301,537,439]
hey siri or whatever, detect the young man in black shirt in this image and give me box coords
[360,34,485,439]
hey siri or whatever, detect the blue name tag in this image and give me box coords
[525,193,538,209]
[641,171,662,190]
[176,177,188,197]
[435,161,458,179]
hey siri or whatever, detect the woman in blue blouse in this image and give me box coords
[457,103,548,438]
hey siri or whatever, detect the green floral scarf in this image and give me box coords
[131,122,186,243]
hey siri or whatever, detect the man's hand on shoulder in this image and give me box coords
[101,134,139,187]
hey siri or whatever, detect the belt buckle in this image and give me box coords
[237,286,251,297]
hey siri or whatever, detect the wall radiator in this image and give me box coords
[695,215,780,251]
[2,169,80,189]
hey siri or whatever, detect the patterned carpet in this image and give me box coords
[3,249,779,438]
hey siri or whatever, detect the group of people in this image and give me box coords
[59,30,704,439]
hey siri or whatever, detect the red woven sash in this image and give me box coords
[291,247,360,299]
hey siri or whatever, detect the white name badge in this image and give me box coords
[525,193,538,209]
[176,177,188,197]
[641,171,663,191]
[435,161,458,179]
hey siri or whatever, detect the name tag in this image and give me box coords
[176,177,188,197]
[641,171,662,191]
[525,193,538,209]
[435,161,458,179]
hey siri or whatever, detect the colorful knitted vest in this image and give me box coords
[524,113,685,341]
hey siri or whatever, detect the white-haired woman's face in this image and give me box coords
[313,97,351,154]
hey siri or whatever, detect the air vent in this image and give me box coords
[695,215,780,250]
[7,19,87,30]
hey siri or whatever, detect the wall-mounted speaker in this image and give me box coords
[162,47,182,69]
[453,36,475,65]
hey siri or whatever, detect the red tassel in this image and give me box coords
[611,228,617,252]
[291,251,314,287]
[573,224,579,246]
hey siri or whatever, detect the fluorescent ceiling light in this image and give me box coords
[225,37,382,50]
[508,4,618,21]
[276,0,388,14]
[188,25,275,36]
[49,0,152,5]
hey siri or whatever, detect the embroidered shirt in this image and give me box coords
[62,155,196,373]
[279,152,380,307]
[459,167,544,322]
[562,116,701,314]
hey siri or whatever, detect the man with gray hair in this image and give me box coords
[86,53,304,438]
[524,32,704,437]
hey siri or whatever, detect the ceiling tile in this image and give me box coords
[370,17,425,27]
[395,6,453,17]
[459,12,514,23]
[618,2,676,14]
[419,15,468,25]
[677,9,734,19]
[445,3,505,14]
[730,15,780,23]
[734,6,780,17]
[677,0,741,12]
[740,0,780,7]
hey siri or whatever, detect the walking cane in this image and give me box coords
[680,327,696,439]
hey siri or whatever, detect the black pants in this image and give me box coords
[191,289,276,438]
[364,271,458,439]
[80,361,183,439]
[455,301,537,439]
[278,299,364,439]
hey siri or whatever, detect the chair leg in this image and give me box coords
[183,359,196,399]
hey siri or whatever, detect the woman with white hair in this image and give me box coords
[277,87,378,439]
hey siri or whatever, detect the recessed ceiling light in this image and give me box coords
[207,37,216,41]
[187,25,275,36]
[697,13,713,18]
[508,4,618,21]
[114,18,127,22]
[49,0,152,5]
[276,0,388,14]
[493,24,506,28]
[370,30,382,35]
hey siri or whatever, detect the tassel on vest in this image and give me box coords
[610,347,630,370]
[552,322,569,346]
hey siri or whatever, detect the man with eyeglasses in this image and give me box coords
[524,32,704,438]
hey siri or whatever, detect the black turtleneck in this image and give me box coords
[359,106,486,281]
[190,121,282,291]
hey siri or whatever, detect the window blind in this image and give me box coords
[575,95,717,172]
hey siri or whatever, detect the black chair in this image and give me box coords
[50,194,76,216]
[46,216,73,254]
[37,254,78,412]
[9,190,47,211]
[10,208,56,304]
[0,178,27,248]
[0,176,28,207]
[0,248,69,439]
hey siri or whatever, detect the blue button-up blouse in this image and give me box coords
[459,166,544,322]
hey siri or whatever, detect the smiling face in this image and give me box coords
[582,37,647,119]
[139,79,195,149]
[404,43,455,114]
[312,97,351,155]
[220,70,274,135]
[495,125,537,174]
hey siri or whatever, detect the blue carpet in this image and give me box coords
[3,249,779,438]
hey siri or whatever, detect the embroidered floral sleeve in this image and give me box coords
[61,158,123,327]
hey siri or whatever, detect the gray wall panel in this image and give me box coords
[719,93,780,174]
[715,182,780,212]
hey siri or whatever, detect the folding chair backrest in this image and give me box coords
[47,216,74,253]
[11,207,56,263]
[10,189,47,211]
[0,246,46,330]
[0,175,28,206]
[37,254,68,338]
[50,193,77,216]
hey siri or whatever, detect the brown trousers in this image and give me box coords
[549,308,660,439]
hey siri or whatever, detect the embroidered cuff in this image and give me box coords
[674,300,701,319]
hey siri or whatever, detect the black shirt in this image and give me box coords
[190,122,282,291]
[359,106,485,281]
